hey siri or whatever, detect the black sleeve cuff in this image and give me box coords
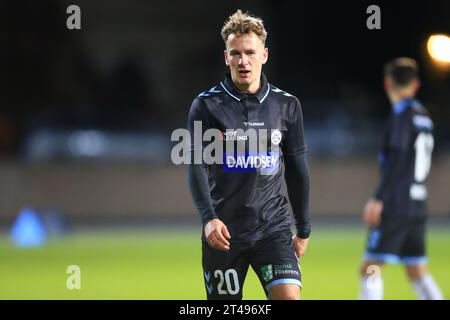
[296,221,311,239]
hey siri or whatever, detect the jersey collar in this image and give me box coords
[220,73,270,103]
[393,98,419,115]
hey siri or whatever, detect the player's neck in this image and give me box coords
[233,78,261,94]
[389,92,415,107]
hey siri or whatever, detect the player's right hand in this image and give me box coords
[292,236,309,258]
[204,218,231,251]
[363,198,383,227]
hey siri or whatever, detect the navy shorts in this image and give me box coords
[364,216,427,265]
[202,231,302,300]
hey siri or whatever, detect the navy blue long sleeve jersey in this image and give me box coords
[375,98,434,219]
[187,73,310,242]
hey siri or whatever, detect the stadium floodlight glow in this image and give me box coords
[427,34,450,63]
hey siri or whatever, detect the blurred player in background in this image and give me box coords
[359,57,443,300]
[187,10,310,300]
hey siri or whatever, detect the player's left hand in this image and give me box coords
[292,236,309,259]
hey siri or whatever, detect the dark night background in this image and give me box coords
[1,0,449,158]
[0,0,449,223]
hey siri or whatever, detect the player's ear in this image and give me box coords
[262,47,269,65]
[383,76,392,92]
[413,78,421,92]
[224,50,230,66]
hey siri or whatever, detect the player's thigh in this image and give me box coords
[202,241,249,300]
[400,219,426,261]
[364,218,408,262]
[268,283,300,300]
[401,219,428,280]
[251,232,302,298]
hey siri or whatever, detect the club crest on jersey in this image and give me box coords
[271,129,282,145]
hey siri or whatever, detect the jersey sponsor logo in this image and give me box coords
[273,264,299,277]
[261,265,273,283]
[271,130,282,145]
[243,121,265,127]
[223,152,280,173]
[223,130,248,141]
[171,122,282,172]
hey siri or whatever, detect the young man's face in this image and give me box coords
[224,32,268,93]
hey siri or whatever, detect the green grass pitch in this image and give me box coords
[0,225,448,299]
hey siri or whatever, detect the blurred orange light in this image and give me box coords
[427,34,450,63]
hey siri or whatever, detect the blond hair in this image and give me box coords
[221,10,267,44]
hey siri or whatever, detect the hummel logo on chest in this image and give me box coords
[244,121,265,127]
